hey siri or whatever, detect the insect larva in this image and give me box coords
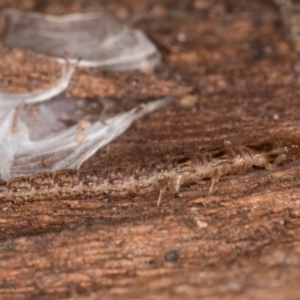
[1,138,300,206]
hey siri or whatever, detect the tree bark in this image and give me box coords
[1,0,300,299]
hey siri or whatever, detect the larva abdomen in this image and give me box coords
[3,170,89,202]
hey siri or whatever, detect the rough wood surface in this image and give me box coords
[1,0,300,299]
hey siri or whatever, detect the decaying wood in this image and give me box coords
[1,0,300,299]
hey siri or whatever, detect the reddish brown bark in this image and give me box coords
[1,0,300,299]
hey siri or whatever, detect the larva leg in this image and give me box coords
[260,154,287,170]
[156,173,170,206]
[256,156,272,170]
[271,153,287,168]
[209,164,230,194]
[262,161,272,170]
[157,174,183,206]
[157,186,167,207]
[168,174,183,194]
[209,170,221,194]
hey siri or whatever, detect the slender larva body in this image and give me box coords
[2,138,300,206]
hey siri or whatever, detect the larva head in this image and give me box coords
[277,138,300,156]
